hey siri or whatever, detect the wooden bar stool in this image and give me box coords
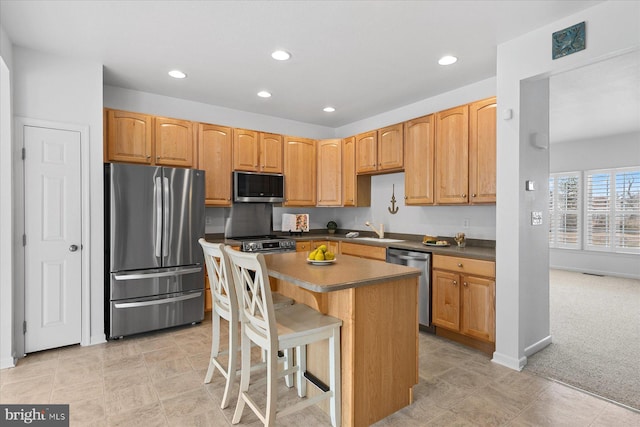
[198,239,293,409]
[224,247,342,427]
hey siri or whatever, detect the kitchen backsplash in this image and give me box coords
[205,172,496,239]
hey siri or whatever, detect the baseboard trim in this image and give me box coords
[524,335,552,357]
[89,334,107,346]
[491,351,526,371]
[0,356,16,369]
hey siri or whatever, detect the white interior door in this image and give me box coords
[24,125,82,353]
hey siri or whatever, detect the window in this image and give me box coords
[549,172,581,249]
[585,167,640,253]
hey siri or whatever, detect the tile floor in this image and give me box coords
[1,315,638,427]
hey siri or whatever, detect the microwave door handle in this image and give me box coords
[162,176,170,258]
[154,177,162,258]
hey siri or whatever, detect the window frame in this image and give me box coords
[549,171,582,250]
[584,167,640,254]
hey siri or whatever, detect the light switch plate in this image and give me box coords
[531,211,543,226]
[526,180,536,191]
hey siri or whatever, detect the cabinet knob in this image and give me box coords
[404,196,408,200]
[461,193,467,198]
[463,282,468,287]
[472,194,477,197]
[146,155,151,159]
[457,263,463,267]
[453,280,457,286]
[157,156,161,160]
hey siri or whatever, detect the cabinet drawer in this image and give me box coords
[340,242,386,261]
[433,255,495,277]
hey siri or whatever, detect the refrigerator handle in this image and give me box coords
[162,176,170,258]
[154,177,162,258]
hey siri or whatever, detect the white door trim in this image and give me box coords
[15,117,91,351]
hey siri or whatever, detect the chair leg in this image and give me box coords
[232,325,252,425]
[265,347,278,426]
[329,328,341,427]
[296,345,307,398]
[284,348,294,388]
[204,312,221,384]
[220,318,238,409]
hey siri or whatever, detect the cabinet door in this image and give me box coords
[317,139,342,206]
[461,275,495,342]
[355,131,377,174]
[259,133,283,173]
[233,128,259,171]
[432,269,460,331]
[342,137,356,206]
[469,97,496,204]
[154,117,195,167]
[284,137,316,206]
[198,123,232,206]
[435,105,469,204]
[340,242,386,261]
[377,123,403,171]
[404,115,435,205]
[106,109,153,164]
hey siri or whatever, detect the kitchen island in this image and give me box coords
[263,251,421,427]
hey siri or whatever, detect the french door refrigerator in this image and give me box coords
[105,163,205,338]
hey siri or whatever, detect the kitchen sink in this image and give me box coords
[354,237,405,243]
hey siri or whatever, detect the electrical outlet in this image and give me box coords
[463,218,470,228]
[205,216,213,225]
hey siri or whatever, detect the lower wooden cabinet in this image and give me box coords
[432,255,495,347]
[204,270,212,312]
[340,241,386,261]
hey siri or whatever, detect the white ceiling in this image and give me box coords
[3,0,631,135]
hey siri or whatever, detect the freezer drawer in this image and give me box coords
[110,265,203,300]
[108,290,204,338]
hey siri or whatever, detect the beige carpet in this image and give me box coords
[525,269,640,410]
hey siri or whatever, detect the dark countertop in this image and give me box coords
[205,230,496,262]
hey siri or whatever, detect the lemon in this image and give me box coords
[308,249,318,260]
[314,251,325,261]
[324,251,335,260]
[317,244,328,253]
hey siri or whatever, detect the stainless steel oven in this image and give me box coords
[233,235,297,254]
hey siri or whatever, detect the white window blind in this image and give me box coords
[549,172,581,249]
[586,167,640,253]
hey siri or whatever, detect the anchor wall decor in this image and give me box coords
[388,184,399,214]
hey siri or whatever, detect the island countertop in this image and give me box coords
[264,251,421,293]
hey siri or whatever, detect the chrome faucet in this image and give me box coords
[365,221,385,239]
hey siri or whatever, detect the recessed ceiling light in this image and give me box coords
[257,91,272,98]
[323,107,336,113]
[438,56,458,66]
[271,50,291,61]
[168,70,187,79]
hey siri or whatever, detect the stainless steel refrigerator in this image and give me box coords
[104,163,205,338]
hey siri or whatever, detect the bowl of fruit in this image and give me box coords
[307,244,336,265]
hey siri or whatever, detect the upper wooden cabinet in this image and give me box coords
[283,136,316,206]
[342,136,371,207]
[317,139,342,206]
[154,117,196,168]
[469,97,497,204]
[106,109,153,164]
[233,129,283,173]
[435,105,470,204]
[105,109,195,168]
[198,123,232,206]
[355,124,403,174]
[404,114,435,205]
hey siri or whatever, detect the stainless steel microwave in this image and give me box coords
[233,171,285,203]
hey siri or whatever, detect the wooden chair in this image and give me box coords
[224,247,342,427]
[198,239,293,409]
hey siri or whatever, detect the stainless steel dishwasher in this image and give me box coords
[386,248,433,332]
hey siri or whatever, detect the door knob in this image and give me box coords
[69,244,79,252]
